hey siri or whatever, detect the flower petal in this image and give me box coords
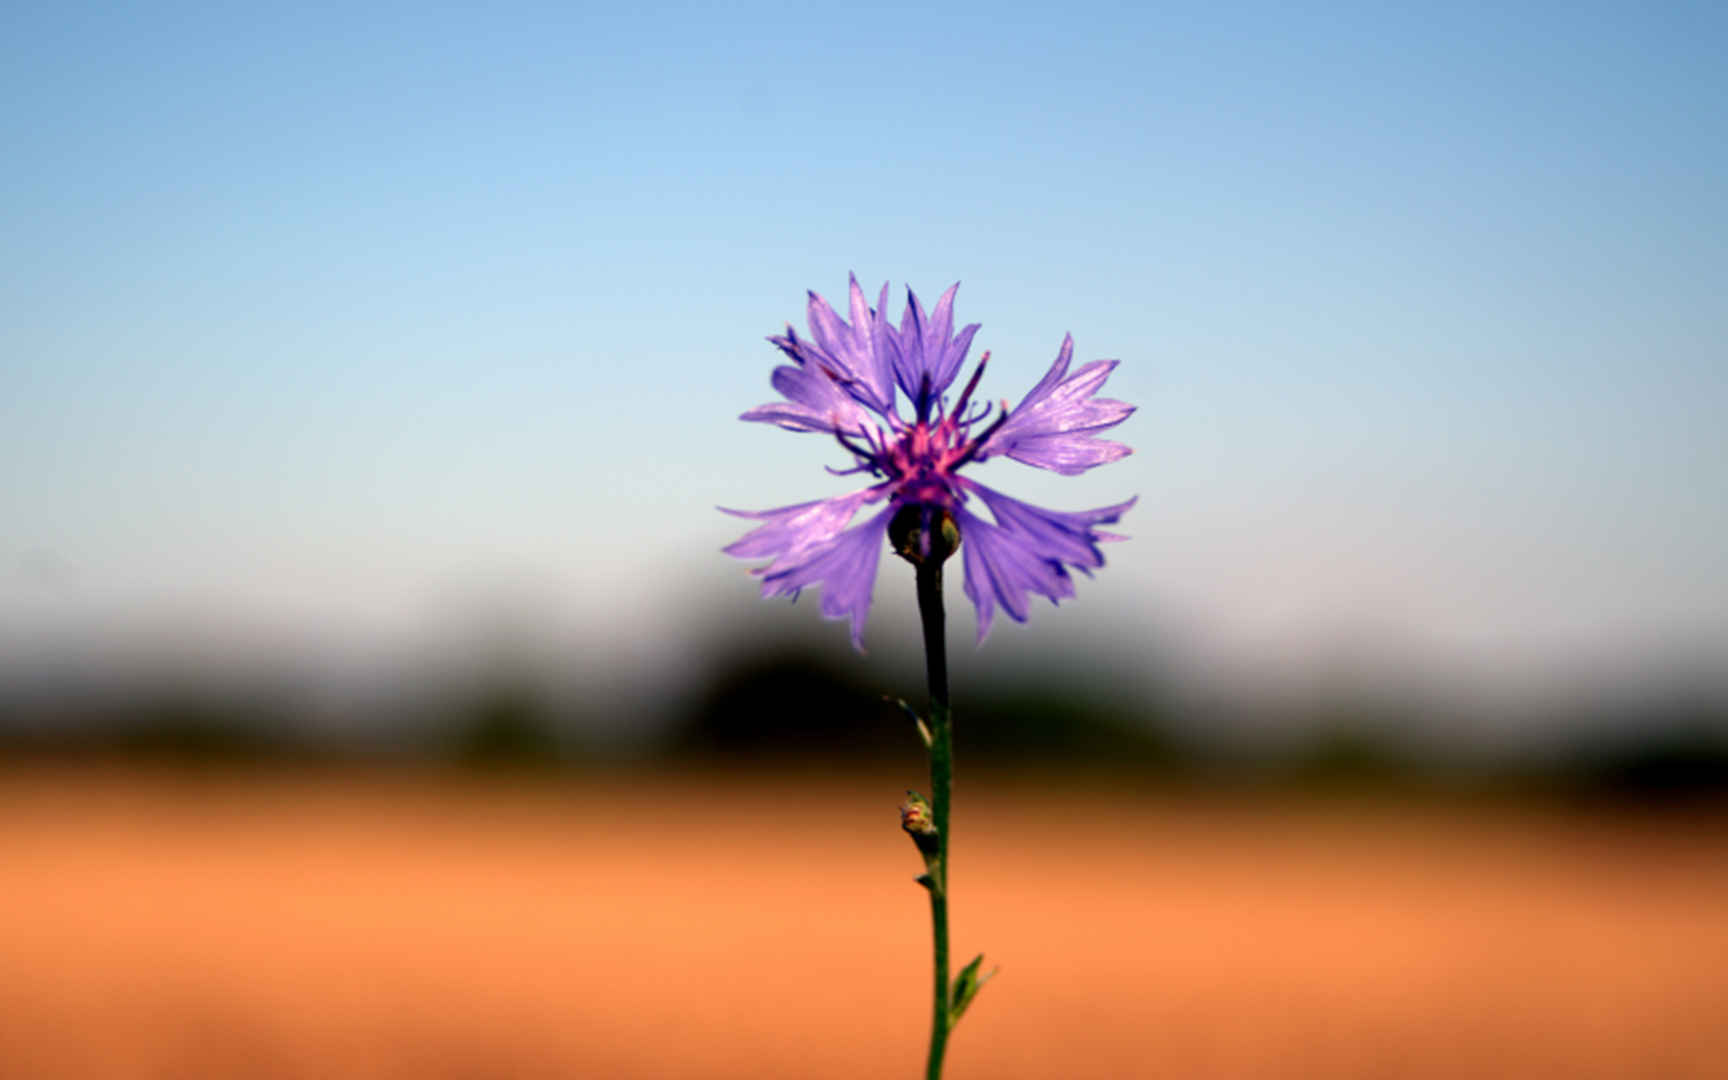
[978,335,1135,475]
[889,282,979,406]
[921,282,961,390]
[800,276,895,417]
[740,358,873,435]
[893,288,927,401]
[891,281,988,407]
[964,481,1137,572]
[953,485,1135,642]
[954,506,1073,643]
[755,506,893,650]
[720,487,881,562]
[940,322,981,395]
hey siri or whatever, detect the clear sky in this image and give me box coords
[3,2,1725,711]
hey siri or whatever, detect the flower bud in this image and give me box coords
[889,503,961,566]
[900,790,936,835]
[899,789,941,858]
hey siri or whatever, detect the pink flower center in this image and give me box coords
[828,350,1011,508]
[884,419,969,506]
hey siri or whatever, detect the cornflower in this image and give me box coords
[722,277,1138,1080]
[724,275,1136,647]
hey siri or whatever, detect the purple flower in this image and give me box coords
[724,275,1136,649]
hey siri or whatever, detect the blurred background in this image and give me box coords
[3,2,1726,1077]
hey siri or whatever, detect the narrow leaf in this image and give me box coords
[949,954,999,1024]
[886,697,933,749]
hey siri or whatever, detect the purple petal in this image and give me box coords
[991,427,1133,474]
[923,282,960,390]
[847,275,882,398]
[978,336,1135,475]
[889,283,977,404]
[756,506,893,650]
[1013,331,1075,406]
[739,361,873,435]
[798,277,895,417]
[721,487,881,562]
[804,290,851,367]
[870,280,896,400]
[954,506,1075,643]
[964,480,1137,572]
[892,288,927,401]
[737,403,834,433]
[952,485,1136,642]
[846,273,898,407]
[941,322,981,393]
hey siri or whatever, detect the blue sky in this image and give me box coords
[3,1,1725,705]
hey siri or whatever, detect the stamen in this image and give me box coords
[950,350,990,423]
[958,400,992,428]
[950,398,1012,469]
[833,428,878,467]
[916,372,933,423]
[860,424,889,459]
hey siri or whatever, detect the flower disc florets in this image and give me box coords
[723,275,1137,649]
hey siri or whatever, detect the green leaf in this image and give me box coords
[949,954,998,1025]
[886,697,933,749]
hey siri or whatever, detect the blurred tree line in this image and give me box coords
[3,637,1727,806]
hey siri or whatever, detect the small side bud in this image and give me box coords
[899,789,941,858]
[889,503,961,566]
[900,789,937,837]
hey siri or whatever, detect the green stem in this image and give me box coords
[916,558,952,1080]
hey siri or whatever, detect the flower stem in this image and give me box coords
[915,558,953,1080]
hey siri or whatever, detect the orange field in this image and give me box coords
[1,765,1724,1078]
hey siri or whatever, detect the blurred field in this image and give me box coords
[1,766,1725,1079]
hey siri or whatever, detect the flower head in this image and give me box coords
[723,275,1135,649]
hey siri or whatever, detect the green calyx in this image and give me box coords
[889,503,961,566]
